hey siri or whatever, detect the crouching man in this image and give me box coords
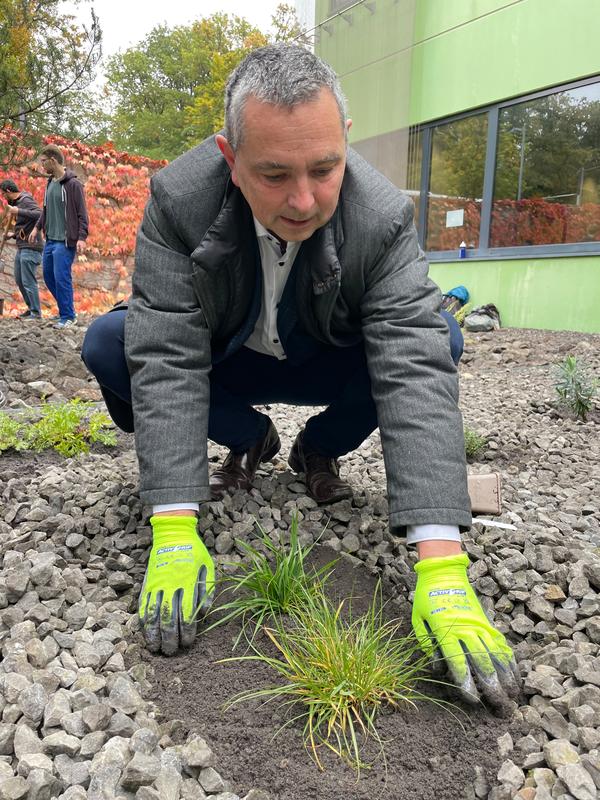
[82,44,520,708]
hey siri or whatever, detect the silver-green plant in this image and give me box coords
[554,355,598,421]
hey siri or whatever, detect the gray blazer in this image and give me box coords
[125,136,471,533]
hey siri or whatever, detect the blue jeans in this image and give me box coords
[42,240,76,321]
[14,248,42,316]
[82,308,463,457]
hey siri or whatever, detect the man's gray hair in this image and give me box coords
[224,44,347,150]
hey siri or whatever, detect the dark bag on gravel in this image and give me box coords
[464,304,501,332]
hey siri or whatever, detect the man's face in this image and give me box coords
[39,155,58,176]
[217,88,348,242]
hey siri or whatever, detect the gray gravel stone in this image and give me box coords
[12,724,44,759]
[121,752,161,789]
[154,765,182,800]
[81,703,113,733]
[0,727,15,757]
[180,778,208,799]
[181,737,214,770]
[199,767,225,794]
[581,750,600,788]
[0,776,28,800]
[130,728,159,756]
[16,752,53,777]
[556,763,597,800]
[42,731,81,757]
[107,678,144,715]
[54,753,91,787]
[496,759,524,790]
[544,739,581,769]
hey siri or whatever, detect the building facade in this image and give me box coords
[310,0,600,333]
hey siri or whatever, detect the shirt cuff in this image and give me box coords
[406,524,461,545]
[152,502,200,515]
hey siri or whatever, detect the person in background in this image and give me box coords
[29,144,89,329]
[0,179,43,319]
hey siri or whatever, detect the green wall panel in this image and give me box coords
[429,257,600,333]
[316,0,417,140]
[411,0,600,123]
[316,0,600,129]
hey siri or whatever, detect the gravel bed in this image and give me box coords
[0,317,599,799]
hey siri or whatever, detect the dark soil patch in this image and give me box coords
[0,431,134,473]
[148,546,510,800]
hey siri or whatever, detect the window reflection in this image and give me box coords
[425,114,487,251]
[491,83,600,247]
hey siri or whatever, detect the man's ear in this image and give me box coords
[346,118,353,133]
[215,134,237,182]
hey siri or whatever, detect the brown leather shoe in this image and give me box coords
[288,432,353,505]
[210,420,281,500]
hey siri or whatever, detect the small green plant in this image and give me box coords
[464,425,487,459]
[554,355,598,421]
[0,399,116,456]
[205,515,336,645]
[222,584,451,774]
[0,413,26,451]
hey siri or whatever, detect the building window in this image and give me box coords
[491,83,600,247]
[409,77,600,256]
[426,113,487,251]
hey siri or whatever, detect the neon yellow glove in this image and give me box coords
[412,553,520,707]
[138,515,215,655]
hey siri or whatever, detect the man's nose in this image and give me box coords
[287,178,315,214]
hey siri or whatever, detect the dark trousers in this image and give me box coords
[81,308,463,457]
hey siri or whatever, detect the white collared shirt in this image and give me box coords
[243,218,301,360]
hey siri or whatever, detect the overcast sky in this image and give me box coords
[64,0,285,61]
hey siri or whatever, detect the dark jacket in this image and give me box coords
[126,136,471,533]
[38,169,89,247]
[13,192,43,252]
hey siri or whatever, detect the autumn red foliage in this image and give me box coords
[427,196,600,251]
[0,128,166,316]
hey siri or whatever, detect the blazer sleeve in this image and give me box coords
[124,176,212,506]
[358,197,471,534]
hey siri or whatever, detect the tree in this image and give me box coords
[0,0,102,154]
[106,5,308,162]
[185,5,310,146]
[270,3,310,44]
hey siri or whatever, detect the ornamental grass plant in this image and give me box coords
[204,514,337,646]
[221,582,457,775]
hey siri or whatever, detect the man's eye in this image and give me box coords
[313,168,333,178]
[264,174,285,183]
